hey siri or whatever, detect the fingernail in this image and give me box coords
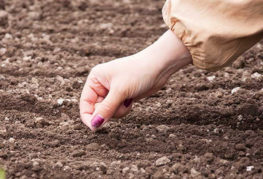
[124,98,133,107]
[91,114,104,128]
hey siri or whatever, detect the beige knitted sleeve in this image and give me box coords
[162,0,263,71]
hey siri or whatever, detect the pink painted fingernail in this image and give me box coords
[91,114,104,128]
[124,98,133,107]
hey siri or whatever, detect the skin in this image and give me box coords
[79,30,192,131]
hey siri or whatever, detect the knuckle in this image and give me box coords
[90,64,103,75]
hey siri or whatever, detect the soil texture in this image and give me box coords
[0,0,263,178]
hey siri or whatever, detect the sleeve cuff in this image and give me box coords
[162,0,263,71]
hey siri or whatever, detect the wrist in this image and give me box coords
[135,30,192,78]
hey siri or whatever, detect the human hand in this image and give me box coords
[79,30,192,131]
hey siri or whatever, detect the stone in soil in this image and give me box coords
[86,143,100,151]
[156,125,169,133]
[155,156,170,166]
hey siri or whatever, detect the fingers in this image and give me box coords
[79,76,108,130]
[95,99,133,118]
[80,73,133,131]
[97,96,104,103]
[80,84,97,115]
[89,77,108,97]
[89,86,127,130]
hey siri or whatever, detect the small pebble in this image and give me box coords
[32,161,39,167]
[23,56,32,61]
[73,124,82,130]
[55,161,63,168]
[28,11,41,20]
[35,117,49,127]
[213,128,219,134]
[171,163,184,174]
[156,125,169,133]
[207,76,215,82]
[57,98,64,105]
[151,134,156,139]
[63,166,71,171]
[193,156,201,163]
[86,143,100,151]
[0,128,6,136]
[219,159,229,164]
[0,48,6,55]
[20,176,27,179]
[166,99,173,105]
[130,165,139,173]
[122,167,129,174]
[156,102,161,107]
[224,72,230,78]
[4,33,12,39]
[191,168,201,177]
[214,91,223,98]
[241,71,250,82]
[99,23,113,29]
[238,115,243,121]
[8,137,15,143]
[155,156,170,166]
[98,162,107,174]
[246,166,254,172]
[204,152,214,163]
[251,72,262,80]
[110,161,121,167]
[169,134,176,138]
[140,168,146,173]
[231,87,241,94]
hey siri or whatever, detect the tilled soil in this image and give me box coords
[0,0,263,178]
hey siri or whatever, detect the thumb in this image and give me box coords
[90,87,126,130]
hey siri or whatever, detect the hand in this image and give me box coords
[79,30,192,131]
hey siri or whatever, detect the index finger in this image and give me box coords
[80,80,98,129]
[79,76,108,129]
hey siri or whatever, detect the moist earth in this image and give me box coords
[0,0,263,178]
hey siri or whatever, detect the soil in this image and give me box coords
[0,0,263,178]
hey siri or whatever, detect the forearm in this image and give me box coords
[134,30,192,77]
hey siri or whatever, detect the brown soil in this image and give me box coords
[0,0,263,178]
